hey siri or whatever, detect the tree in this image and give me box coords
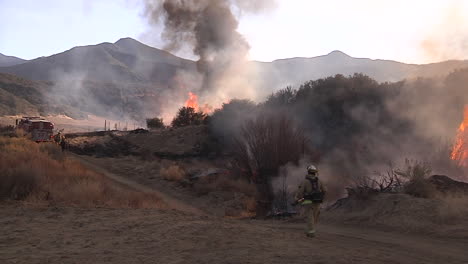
[171,107,206,127]
[146,117,165,129]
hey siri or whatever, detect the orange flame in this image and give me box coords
[184,92,214,114]
[185,92,199,110]
[451,106,468,166]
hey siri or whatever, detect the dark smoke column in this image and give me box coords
[143,0,275,104]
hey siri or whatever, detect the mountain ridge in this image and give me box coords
[0,52,27,67]
[2,37,468,85]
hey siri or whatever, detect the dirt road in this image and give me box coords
[1,205,466,264]
[1,155,466,264]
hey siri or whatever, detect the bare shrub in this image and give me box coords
[233,114,308,216]
[346,162,405,200]
[160,164,186,182]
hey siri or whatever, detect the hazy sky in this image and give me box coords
[1,0,467,64]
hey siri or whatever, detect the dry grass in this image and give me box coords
[160,164,187,182]
[0,136,165,209]
[193,175,257,217]
[193,176,256,197]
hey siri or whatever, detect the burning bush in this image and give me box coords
[171,107,207,127]
[0,136,165,208]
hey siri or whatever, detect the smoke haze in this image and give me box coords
[421,1,468,62]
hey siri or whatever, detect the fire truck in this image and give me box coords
[15,117,55,142]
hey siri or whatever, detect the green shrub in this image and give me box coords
[146,117,165,129]
[171,107,206,127]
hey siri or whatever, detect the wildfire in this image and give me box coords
[185,92,199,109]
[184,92,214,114]
[451,106,468,166]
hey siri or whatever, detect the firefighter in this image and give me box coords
[54,131,62,144]
[60,135,67,152]
[295,164,327,238]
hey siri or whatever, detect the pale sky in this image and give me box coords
[1,0,467,64]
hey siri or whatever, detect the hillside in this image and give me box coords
[0,52,26,67]
[0,72,47,115]
[0,38,196,83]
[2,38,468,86]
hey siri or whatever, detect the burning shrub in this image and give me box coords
[171,107,207,127]
[160,164,186,182]
[146,117,165,130]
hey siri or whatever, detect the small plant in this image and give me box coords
[160,165,186,182]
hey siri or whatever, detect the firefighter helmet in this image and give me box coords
[307,164,318,174]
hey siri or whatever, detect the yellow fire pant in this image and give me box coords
[304,203,321,234]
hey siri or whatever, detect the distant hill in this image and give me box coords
[1,38,468,119]
[0,53,27,67]
[254,50,468,92]
[0,38,196,83]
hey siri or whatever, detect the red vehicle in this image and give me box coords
[16,117,55,142]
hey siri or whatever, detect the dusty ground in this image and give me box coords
[0,150,468,264]
[1,204,467,264]
[1,154,467,264]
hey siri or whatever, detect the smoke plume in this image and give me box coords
[143,0,275,109]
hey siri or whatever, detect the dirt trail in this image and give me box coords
[5,154,464,263]
[69,154,206,216]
